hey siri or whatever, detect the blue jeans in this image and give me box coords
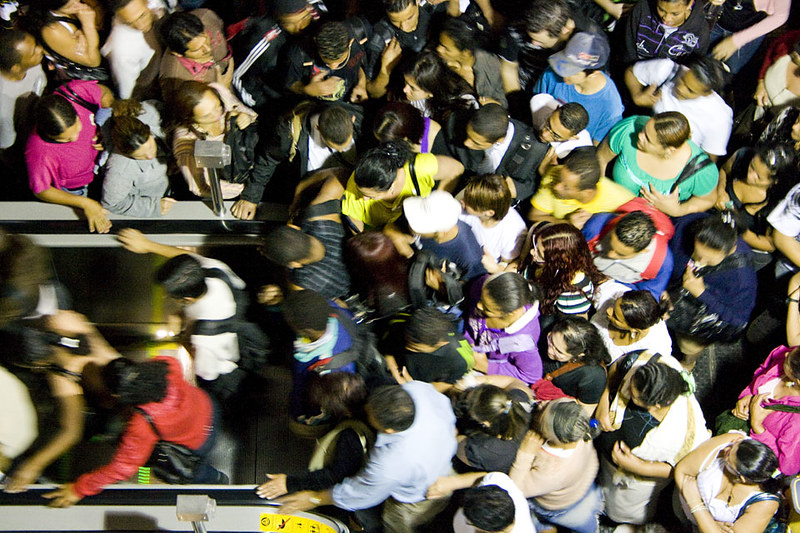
[529,483,603,533]
[710,24,764,74]
[190,398,227,484]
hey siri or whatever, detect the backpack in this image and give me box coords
[586,198,675,280]
[193,268,270,373]
[407,250,464,310]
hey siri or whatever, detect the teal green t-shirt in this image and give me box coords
[608,116,718,202]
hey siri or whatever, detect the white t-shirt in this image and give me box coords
[307,113,355,173]
[479,122,515,174]
[768,182,800,239]
[529,93,593,158]
[459,209,526,262]
[591,312,674,363]
[452,472,536,533]
[632,59,733,156]
[0,65,46,148]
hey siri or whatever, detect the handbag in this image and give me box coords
[666,254,750,342]
[223,117,260,184]
[529,361,584,401]
[136,408,201,484]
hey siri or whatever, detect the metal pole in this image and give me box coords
[207,168,225,217]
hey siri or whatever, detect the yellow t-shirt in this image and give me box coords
[341,153,438,229]
[530,176,634,219]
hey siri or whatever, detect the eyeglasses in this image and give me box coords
[543,117,569,142]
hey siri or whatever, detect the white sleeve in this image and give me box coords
[768,184,800,238]
[102,27,152,100]
[697,103,733,157]
[631,58,675,86]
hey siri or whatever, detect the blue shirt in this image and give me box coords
[331,381,457,509]
[533,68,624,142]
[419,221,488,282]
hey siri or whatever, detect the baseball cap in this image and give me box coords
[548,32,610,77]
[403,191,462,234]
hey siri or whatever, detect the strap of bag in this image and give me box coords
[56,84,100,114]
[669,154,714,194]
[408,156,421,196]
[135,407,163,440]
[544,361,584,381]
[304,199,342,218]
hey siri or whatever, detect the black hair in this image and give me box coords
[787,347,800,382]
[462,485,515,532]
[383,0,414,14]
[405,307,454,346]
[282,289,331,334]
[614,212,656,252]
[353,140,413,191]
[108,0,136,12]
[562,146,600,190]
[695,213,738,253]
[439,17,477,54]
[759,106,799,146]
[748,144,797,220]
[318,104,354,145]
[459,384,530,440]
[483,273,542,314]
[558,102,589,134]
[537,398,602,444]
[159,12,204,55]
[260,226,314,266]
[403,51,476,123]
[315,21,350,64]
[631,362,689,408]
[734,439,781,493]
[101,358,169,406]
[373,102,425,145]
[687,56,729,94]
[110,116,151,156]
[469,104,509,144]
[0,29,30,72]
[34,94,78,142]
[308,372,368,419]
[367,385,415,431]
[155,254,207,299]
[549,316,610,365]
[617,290,668,329]
[523,0,571,39]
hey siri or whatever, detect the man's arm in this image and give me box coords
[366,38,402,99]
[527,206,563,225]
[117,228,190,258]
[624,66,660,109]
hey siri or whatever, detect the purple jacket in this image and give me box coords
[739,345,800,475]
[465,304,542,385]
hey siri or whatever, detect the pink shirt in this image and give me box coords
[26,80,101,194]
[731,0,791,48]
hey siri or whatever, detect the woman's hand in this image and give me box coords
[3,460,43,493]
[83,199,111,234]
[749,393,770,433]
[715,189,731,211]
[519,430,544,454]
[679,473,702,504]
[733,395,752,420]
[611,440,642,471]
[276,490,319,514]
[712,36,738,61]
[255,473,288,500]
[640,183,680,217]
[682,264,706,297]
[754,80,770,107]
[230,110,255,130]
[160,197,176,215]
[231,199,258,220]
[472,350,489,373]
[43,484,82,508]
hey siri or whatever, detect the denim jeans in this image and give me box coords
[190,398,227,484]
[710,24,764,74]
[529,483,604,533]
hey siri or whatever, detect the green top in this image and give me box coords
[608,115,718,202]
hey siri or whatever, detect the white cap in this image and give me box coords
[403,190,462,234]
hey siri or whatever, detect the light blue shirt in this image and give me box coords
[331,381,457,510]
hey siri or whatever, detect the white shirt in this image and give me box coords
[101,0,166,99]
[768,182,800,238]
[453,473,536,533]
[479,121,515,174]
[632,58,733,156]
[529,93,593,158]
[0,65,46,148]
[307,113,354,173]
[459,209,526,262]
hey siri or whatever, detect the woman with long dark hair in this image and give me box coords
[401,51,478,124]
[520,223,606,317]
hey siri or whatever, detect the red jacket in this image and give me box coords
[74,357,214,497]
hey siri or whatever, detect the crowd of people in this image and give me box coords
[1,0,800,530]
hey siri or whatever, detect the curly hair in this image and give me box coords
[527,223,606,314]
